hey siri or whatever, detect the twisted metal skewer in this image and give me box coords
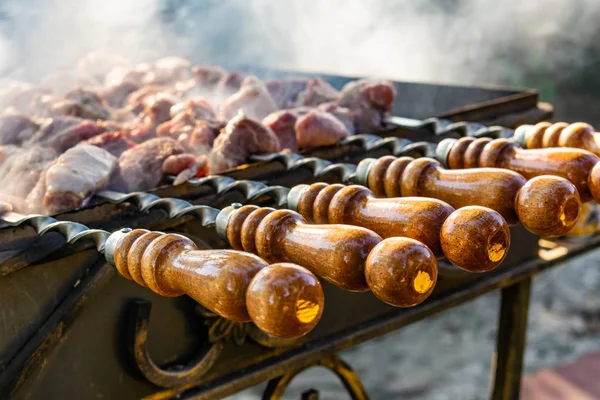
[1,212,111,252]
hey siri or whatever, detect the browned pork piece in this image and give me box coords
[26,117,112,152]
[49,88,112,120]
[208,111,280,173]
[191,65,226,88]
[126,94,177,143]
[294,78,339,107]
[100,81,140,108]
[27,143,117,214]
[317,102,355,135]
[0,146,57,213]
[265,78,308,109]
[187,120,224,152]
[163,153,209,185]
[218,77,278,121]
[0,113,40,145]
[112,137,185,192]
[87,131,135,157]
[263,109,301,152]
[295,109,349,149]
[170,98,216,120]
[338,79,396,132]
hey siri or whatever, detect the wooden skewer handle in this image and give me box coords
[357,156,581,237]
[217,205,381,292]
[288,183,510,272]
[515,122,600,156]
[105,229,324,339]
[438,137,600,203]
[218,205,439,307]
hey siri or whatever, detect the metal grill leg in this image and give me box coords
[491,278,532,400]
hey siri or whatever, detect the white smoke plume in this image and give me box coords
[0,0,599,87]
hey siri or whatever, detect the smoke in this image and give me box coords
[1,0,600,88]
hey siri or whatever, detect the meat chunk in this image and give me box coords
[143,57,192,86]
[170,98,216,120]
[47,120,108,152]
[50,88,111,120]
[100,81,140,108]
[338,79,396,132]
[87,131,135,157]
[113,137,185,192]
[26,117,83,146]
[263,110,299,152]
[208,112,280,173]
[317,103,356,135]
[33,144,117,214]
[266,79,308,109]
[25,117,108,152]
[295,110,349,149]
[187,120,223,153]
[0,146,57,205]
[156,111,196,139]
[294,78,339,107]
[0,113,40,145]
[162,153,209,183]
[191,66,226,89]
[218,77,278,121]
[126,94,177,143]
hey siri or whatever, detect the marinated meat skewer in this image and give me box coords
[0,211,323,339]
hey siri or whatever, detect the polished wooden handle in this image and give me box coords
[294,182,452,256]
[291,183,510,272]
[223,205,438,306]
[517,122,600,156]
[365,237,437,307]
[224,205,381,292]
[112,229,323,338]
[361,155,581,237]
[444,137,600,203]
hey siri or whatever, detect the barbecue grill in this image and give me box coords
[1,71,592,400]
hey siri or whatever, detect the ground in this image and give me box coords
[229,247,600,400]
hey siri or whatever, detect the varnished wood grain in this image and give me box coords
[294,183,511,272]
[440,206,510,272]
[246,263,324,338]
[523,121,600,157]
[297,183,452,257]
[113,229,324,338]
[399,157,525,225]
[227,206,381,291]
[447,137,600,203]
[365,237,437,307]
[515,176,581,238]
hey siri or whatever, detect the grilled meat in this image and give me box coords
[219,77,279,121]
[0,113,40,145]
[295,109,349,149]
[27,144,116,214]
[0,54,396,215]
[112,137,185,192]
[87,131,135,158]
[339,79,396,132]
[209,112,280,173]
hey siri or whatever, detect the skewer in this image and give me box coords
[354,156,581,238]
[436,136,600,203]
[96,191,438,307]
[0,211,323,339]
